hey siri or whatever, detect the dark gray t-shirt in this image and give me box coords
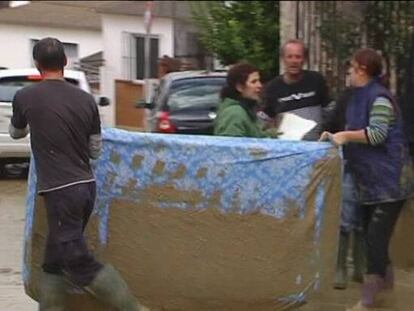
[262,70,330,140]
[11,80,100,192]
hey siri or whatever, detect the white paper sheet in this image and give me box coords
[277,113,317,141]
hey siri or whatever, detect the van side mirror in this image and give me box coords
[135,99,154,109]
[98,96,110,107]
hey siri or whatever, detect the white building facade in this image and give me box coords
[0,23,102,69]
[100,13,174,126]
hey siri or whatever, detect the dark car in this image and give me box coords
[137,71,226,135]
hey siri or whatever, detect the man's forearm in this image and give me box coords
[9,123,28,139]
[89,134,102,159]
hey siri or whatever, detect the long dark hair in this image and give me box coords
[220,62,259,100]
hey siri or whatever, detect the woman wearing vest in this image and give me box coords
[321,48,414,310]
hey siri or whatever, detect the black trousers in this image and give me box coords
[42,182,103,286]
[361,200,404,277]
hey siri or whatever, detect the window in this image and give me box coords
[166,77,226,111]
[122,32,159,80]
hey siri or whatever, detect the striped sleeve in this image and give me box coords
[366,97,395,146]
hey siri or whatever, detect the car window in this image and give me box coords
[166,77,225,111]
[0,76,79,102]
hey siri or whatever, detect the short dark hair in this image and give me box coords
[352,48,383,77]
[220,62,259,100]
[33,38,66,71]
[280,39,308,58]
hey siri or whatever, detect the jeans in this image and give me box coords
[340,169,363,233]
[42,182,103,286]
[361,200,404,277]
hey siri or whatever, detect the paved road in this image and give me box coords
[1,175,413,311]
[0,175,37,311]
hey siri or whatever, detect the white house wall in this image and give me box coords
[0,23,102,69]
[101,14,174,127]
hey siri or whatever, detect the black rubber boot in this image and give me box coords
[85,264,144,311]
[333,231,350,289]
[38,272,66,311]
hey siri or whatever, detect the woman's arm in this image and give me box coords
[320,129,367,146]
[365,97,395,145]
[320,96,394,146]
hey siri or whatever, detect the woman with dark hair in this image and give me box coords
[321,48,414,310]
[214,63,269,137]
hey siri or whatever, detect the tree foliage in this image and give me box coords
[191,1,279,81]
[364,1,414,96]
[317,1,414,96]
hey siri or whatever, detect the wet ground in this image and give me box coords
[0,165,37,311]
[0,165,413,311]
[301,270,414,310]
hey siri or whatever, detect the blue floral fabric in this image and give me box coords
[23,128,341,306]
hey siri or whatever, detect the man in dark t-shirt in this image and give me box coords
[262,39,331,140]
[9,38,143,311]
[12,79,100,193]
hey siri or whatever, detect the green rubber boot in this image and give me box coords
[333,231,350,289]
[85,264,144,311]
[352,230,366,283]
[38,272,66,311]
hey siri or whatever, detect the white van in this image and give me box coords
[0,68,109,172]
